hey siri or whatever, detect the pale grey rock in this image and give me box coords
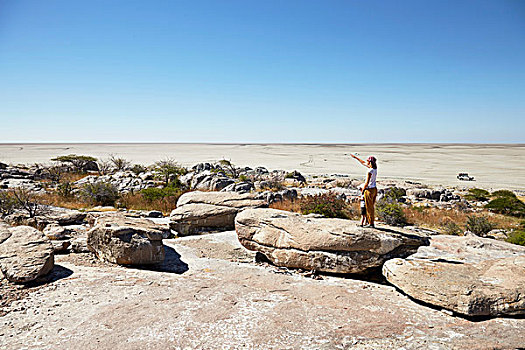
[0,225,54,283]
[170,191,266,236]
[51,239,71,253]
[383,235,525,317]
[43,223,70,240]
[70,236,90,253]
[87,214,166,265]
[235,208,429,274]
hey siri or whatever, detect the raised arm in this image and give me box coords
[350,154,371,168]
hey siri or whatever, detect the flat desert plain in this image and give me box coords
[0,143,523,191]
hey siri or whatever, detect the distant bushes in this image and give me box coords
[485,190,525,217]
[79,182,119,206]
[465,188,490,201]
[300,193,353,219]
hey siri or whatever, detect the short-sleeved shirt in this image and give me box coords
[367,168,377,188]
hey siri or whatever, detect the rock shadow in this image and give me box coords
[132,246,189,274]
[25,264,74,287]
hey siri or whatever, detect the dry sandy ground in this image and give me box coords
[1,231,524,350]
[1,143,524,191]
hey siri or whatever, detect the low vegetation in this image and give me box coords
[465,215,494,236]
[51,154,98,173]
[79,182,120,206]
[485,190,525,217]
[506,221,525,246]
[464,188,490,201]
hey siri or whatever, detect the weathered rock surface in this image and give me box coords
[383,235,525,317]
[235,208,429,274]
[87,214,167,265]
[0,225,54,283]
[170,191,266,236]
[2,231,525,349]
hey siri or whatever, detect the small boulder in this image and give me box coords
[0,224,54,283]
[87,214,167,265]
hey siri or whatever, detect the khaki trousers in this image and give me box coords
[364,187,377,225]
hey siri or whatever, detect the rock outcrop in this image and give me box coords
[235,208,429,274]
[0,224,54,283]
[170,191,267,236]
[87,214,167,265]
[383,235,525,317]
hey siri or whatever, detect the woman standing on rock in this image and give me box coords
[350,154,378,228]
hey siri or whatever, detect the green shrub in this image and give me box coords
[383,187,406,202]
[141,185,182,202]
[441,221,463,235]
[485,192,525,217]
[491,190,516,198]
[465,215,494,236]
[130,164,148,175]
[506,230,525,246]
[57,182,74,198]
[80,182,119,206]
[0,191,18,216]
[238,174,249,182]
[376,199,407,226]
[465,188,490,201]
[300,193,353,219]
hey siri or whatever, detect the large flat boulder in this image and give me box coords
[235,208,429,274]
[170,191,266,236]
[0,224,54,283]
[383,235,525,317]
[87,214,167,265]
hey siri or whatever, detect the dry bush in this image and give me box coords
[37,192,87,210]
[404,206,519,233]
[119,192,179,214]
[270,196,359,220]
[270,199,302,213]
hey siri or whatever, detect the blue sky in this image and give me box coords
[0,0,524,143]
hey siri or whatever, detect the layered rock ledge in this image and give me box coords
[170,191,266,236]
[235,208,429,274]
[383,235,525,317]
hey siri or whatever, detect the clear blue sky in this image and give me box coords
[1,0,524,143]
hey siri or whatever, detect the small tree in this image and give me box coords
[97,159,113,175]
[51,154,98,173]
[11,188,42,218]
[154,159,186,186]
[109,155,131,172]
[218,159,239,179]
